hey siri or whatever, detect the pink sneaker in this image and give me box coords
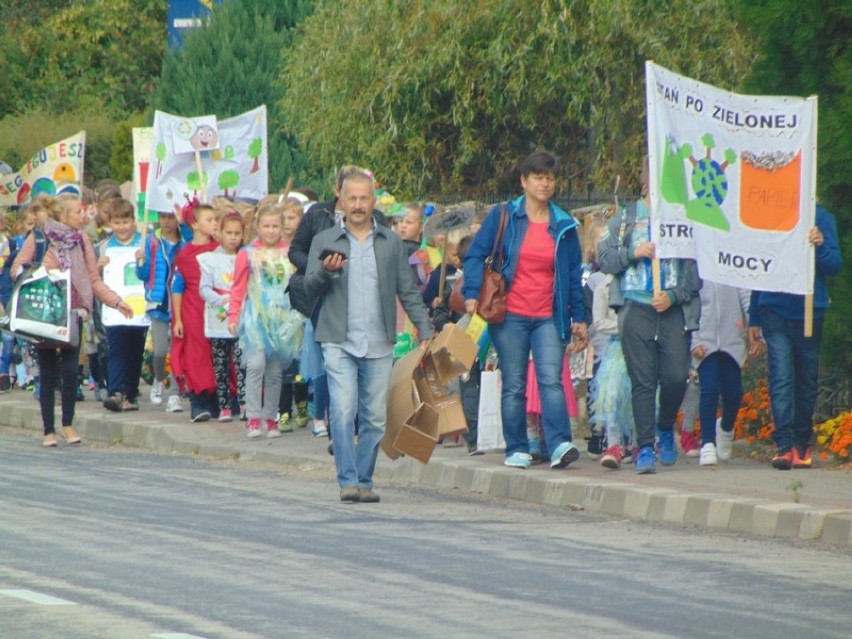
[680,431,700,458]
[265,418,281,438]
[218,407,233,423]
[246,418,263,439]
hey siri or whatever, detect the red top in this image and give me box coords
[171,240,219,395]
[506,221,555,318]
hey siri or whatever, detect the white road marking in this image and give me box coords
[0,589,77,606]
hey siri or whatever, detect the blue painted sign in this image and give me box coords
[167,0,221,47]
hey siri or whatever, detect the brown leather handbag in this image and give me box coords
[449,206,508,323]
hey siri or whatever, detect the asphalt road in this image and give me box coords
[1,431,850,639]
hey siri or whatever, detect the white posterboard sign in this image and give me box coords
[646,61,817,294]
[172,115,220,155]
[102,246,151,327]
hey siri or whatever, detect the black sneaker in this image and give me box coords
[76,385,85,401]
[587,431,605,459]
[103,393,124,412]
[0,375,11,393]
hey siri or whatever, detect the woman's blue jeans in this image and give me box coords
[489,313,572,457]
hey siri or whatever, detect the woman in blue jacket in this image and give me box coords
[462,151,587,470]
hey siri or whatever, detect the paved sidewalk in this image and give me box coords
[2,393,850,547]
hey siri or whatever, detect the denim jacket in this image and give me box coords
[462,195,585,343]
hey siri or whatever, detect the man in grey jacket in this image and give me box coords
[597,194,702,474]
[305,171,434,503]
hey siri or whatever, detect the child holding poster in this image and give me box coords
[228,202,305,439]
[597,162,702,475]
[198,211,245,423]
[172,202,220,422]
[98,199,149,412]
[749,207,843,470]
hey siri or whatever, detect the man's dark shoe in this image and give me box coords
[358,487,380,503]
[339,486,359,502]
[103,393,124,412]
[0,374,12,393]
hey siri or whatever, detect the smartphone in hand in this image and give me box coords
[318,248,348,261]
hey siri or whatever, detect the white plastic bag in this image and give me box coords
[476,370,505,452]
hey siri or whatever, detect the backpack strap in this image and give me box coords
[33,229,48,265]
[486,205,509,270]
[617,201,638,248]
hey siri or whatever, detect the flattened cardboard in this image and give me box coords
[382,348,424,460]
[393,402,440,463]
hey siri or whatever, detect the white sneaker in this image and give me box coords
[165,395,184,413]
[149,380,164,405]
[716,418,734,461]
[699,442,718,466]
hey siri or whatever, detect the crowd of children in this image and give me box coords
[2,169,841,475]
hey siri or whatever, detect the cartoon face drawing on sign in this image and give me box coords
[190,125,219,151]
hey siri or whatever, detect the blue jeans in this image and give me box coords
[105,325,148,401]
[0,332,15,375]
[761,308,822,451]
[489,313,572,457]
[697,351,742,444]
[313,374,329,423]
[322,344,393,488]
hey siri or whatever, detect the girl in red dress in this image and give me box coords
[171,203,219,421]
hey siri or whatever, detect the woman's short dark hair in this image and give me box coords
[519,151,559,177]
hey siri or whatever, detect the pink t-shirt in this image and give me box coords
[506,221,555,318]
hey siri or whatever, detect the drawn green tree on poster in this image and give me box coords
[155,141,166,178]
[248,138,262,174]
[218,170,240,197]
[187,170,208,195]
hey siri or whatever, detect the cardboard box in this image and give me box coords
[392,402,440,463]
[413,367,468,438]
[424,324,478,385]
[382,324,475,462]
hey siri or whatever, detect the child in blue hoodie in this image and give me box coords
[136,209,189,413]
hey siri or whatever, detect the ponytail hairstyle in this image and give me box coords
[29,196,61,227]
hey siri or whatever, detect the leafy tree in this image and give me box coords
[279,0,755,199]
[0,0,167,117]
[109,112,148,183]
[736,0,851,376]
[152,0,319,193]
[0,110,119,186]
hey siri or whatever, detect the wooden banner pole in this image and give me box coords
[437,249,449,301]
[804,295,814,337]
[195,151,207,203]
